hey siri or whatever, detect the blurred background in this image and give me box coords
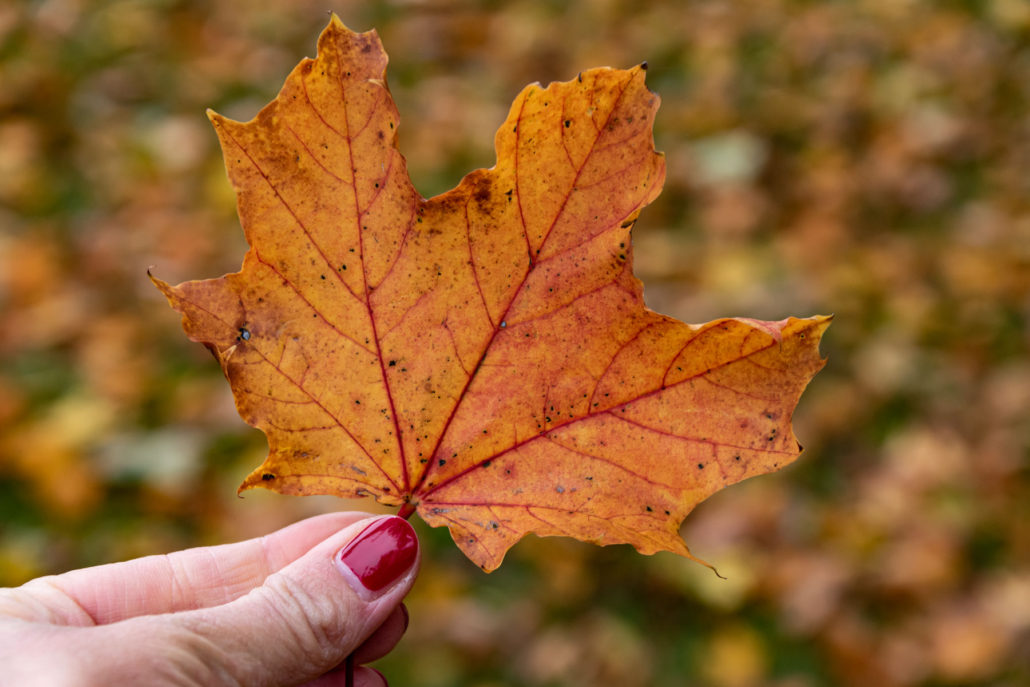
[1,0,1028,685]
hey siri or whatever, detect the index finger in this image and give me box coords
[4,512,377,626]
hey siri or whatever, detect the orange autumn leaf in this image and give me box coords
[153,16,829,572]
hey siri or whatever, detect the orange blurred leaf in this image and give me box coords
[153,16,829,571]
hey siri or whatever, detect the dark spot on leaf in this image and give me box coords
[261,473,275,481]
[388,360,396,367]
[238,328,251,341]
[438,459,446,466]
[646,505,653,512]
[564,119,571,128]
[697,463,704,469]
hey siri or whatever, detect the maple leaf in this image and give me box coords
[152,16,829,572]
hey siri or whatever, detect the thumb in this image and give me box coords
[148,515,418,686]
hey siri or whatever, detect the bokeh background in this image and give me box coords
[2,0,1029,685]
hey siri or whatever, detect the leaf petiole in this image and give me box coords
[344,653,354,687]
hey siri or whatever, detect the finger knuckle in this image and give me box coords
[260,573,352,659]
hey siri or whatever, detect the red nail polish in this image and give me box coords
[337,517,417,594]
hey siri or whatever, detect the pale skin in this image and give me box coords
[0,513,419,686]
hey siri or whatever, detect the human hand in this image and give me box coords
[0,512,419,686]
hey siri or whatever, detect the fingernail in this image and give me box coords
[370,667,388,686]
[336,517,417,596]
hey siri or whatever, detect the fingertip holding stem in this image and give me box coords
[337,516,417,687]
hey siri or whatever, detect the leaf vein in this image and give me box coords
[339,71,409,491]
[286,124,344,183]
[254,253,372,353]
[219,126,361,308]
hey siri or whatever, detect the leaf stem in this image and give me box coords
[344,653,354,687]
